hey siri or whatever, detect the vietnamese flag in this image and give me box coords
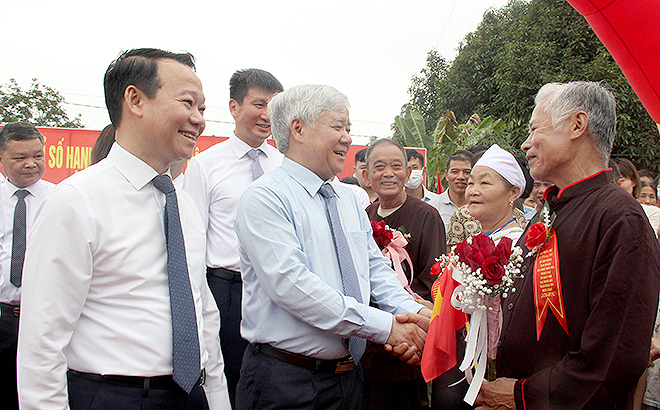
[421,262,469,382]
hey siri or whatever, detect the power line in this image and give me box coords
[434,0,459,50]
[64,101,105,109]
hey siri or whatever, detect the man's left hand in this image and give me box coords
[475,378,517,410]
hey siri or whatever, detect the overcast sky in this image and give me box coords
[1,0,510,144]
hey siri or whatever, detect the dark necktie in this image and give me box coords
[152,175,201,393]
[10,189,29,287]
[318,183,366,362]
[246,149,264,181]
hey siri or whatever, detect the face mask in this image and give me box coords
[405,170,424,189]
[523,205,536,214]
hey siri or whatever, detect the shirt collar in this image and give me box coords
[281,157,340,198]
[2,178,37,198]
[440,190,453,205]
[422,187,432,202]
[107,143,164,191]
[546,168,614,204]
[230,133,272,160]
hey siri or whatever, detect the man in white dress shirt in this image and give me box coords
[183,68,283,408]
[0,122,54,410]
[17,48,230,410]
[436,150,473,228]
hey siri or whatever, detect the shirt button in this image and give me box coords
[522,265,527,273]
[508,303,514,310]
[497,340,502,347]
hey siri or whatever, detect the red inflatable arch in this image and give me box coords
[567,0,660,133]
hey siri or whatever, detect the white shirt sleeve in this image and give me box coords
[18,184,94,410]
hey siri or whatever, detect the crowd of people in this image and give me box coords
[0,47,659,410]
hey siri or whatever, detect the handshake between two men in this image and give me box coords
[385,308,432,366]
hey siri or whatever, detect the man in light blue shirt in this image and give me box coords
[234,84,430,410]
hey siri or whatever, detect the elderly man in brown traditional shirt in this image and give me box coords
[360,139,446,410]
[476,81,660,409]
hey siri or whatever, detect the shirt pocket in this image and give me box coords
[347,230,370,280]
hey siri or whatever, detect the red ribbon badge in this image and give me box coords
[532,229,569,341]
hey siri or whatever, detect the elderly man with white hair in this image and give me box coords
[476,82,660,409]
[233,84,431,410]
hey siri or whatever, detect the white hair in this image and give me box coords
[269,84,350,154]
[535,81,616,162]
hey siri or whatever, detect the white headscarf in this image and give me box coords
[473,144,526,198]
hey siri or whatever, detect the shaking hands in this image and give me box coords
[384,308,432,366]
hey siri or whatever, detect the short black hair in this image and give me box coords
[446,150,473,170]
[365,139,407,168]
[229,69,283,104]
[340,176,360,186]
[641,180,658,193]
[0,122,44,153]
[355,147,368,163]
[639,169,655,180]
[467,144,488,154]
[104,48,196,127]
[515,155,534,199]
[406,149,424,166]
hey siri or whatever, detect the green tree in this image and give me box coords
[394,107,510,191]
[0,78,83,128]
[399,0,659,172]
[400,50,450,137]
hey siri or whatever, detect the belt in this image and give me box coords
[0,303,19,317]
[207,267,242,283]
[252,343,355,374]
[67,369,206,390]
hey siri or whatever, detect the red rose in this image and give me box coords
[465,247,488,272]
[430,260,444,277]
[472,234,495,254]
[381,230,394,247]
[493,237,513,265]
[525,222,547,249]
[455,241,473,265]
[482,257,505,285]
[371,221,386,237]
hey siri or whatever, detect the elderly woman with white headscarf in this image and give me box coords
[428,144,528,410]
[466,144,527,246]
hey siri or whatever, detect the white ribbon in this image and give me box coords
[458,308,488,405]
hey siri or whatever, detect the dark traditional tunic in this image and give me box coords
[365,194,446,301]
[498,170,660,409]
[361,194,446,410]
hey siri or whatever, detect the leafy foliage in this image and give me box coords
[394,107,510,191]
[0,79,83,128]
[399,0,660,172]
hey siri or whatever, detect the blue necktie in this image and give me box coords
[245,149,264,181]
[10,189,29,287]
[318,183,366,362]
[152,175,200,393]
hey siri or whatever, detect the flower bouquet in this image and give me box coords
[431,233,523,404]
[371,221,414,295]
